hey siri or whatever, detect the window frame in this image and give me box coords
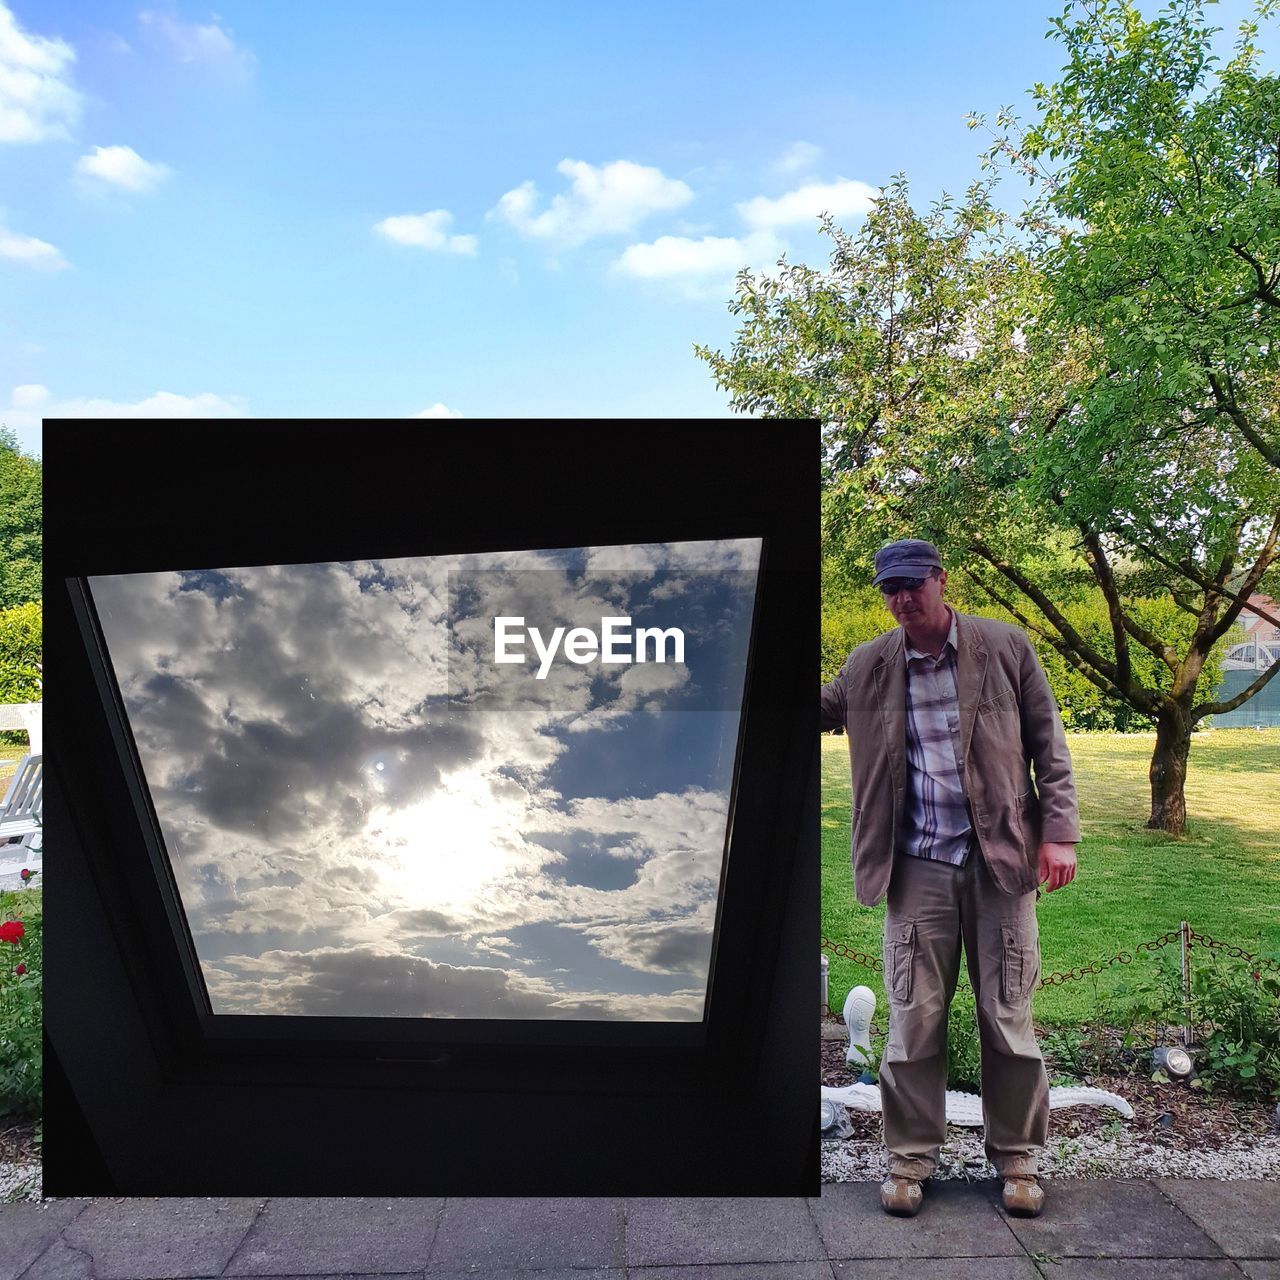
[45,418,818,1194]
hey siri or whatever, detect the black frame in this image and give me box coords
[45,419,818,1196]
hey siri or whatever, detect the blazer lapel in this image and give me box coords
[873,629,906,795]
[956,612,989,768]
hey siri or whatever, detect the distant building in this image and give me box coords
[1215,594,1280,727]
[1224,594,1280,671]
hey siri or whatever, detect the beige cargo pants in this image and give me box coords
[879,847,1049,1179]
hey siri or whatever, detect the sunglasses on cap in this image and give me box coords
[878,576,931,594]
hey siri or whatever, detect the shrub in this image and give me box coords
[946,996,984,1092]
[1186,953,1280,1100]
[1042,950,1280,1100]
[0,601,41,749]
[0,887,42,1116]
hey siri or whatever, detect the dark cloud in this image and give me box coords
[145,692,483,839]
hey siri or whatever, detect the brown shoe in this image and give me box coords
[1002,1174,1045,1217]
[880,1174,925,1216]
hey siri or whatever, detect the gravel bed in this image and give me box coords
[821,1025,1280,1182]
[823,1129,1280,1182]
[0,1160,41,1202]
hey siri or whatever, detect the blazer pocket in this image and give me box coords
[885,920,915,1004]
[1000,921,1039,1002]
[978,687,1017,718]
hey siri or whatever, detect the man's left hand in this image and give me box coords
[1038,842,1078,892]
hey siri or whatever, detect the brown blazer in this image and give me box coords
[820,610,1080,906]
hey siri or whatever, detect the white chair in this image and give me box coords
[0,753,42,848]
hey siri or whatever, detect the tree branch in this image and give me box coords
[1203,510,1280,646]
[1078,526,1135,685]
[1193,652,1280,720]
[960,566,1158,710]
[1229,242,1280,308]
[1208,372,1280,468]
[969,538,1122,684]
[1117,520,1280,631]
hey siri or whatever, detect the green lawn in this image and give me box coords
[822,729,1280,1026]
[0,751,22,793]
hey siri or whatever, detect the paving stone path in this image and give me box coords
[2,1180,1277,1279]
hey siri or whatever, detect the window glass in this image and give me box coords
[87,539,760,1021]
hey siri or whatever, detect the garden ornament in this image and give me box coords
[824,986,1134,1127]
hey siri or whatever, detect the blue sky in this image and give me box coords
[0,0,1270,460]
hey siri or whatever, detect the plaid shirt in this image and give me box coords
[901,608,973,866]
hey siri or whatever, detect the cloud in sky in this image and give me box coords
[612,231,782,281]
[0,2,81,143]
[374,210,477,256]
[89,542,761,1020]
[138,6,254,79]
[3,384,243,431]
[0,225,69,270]
[737,178,878,230]
[492,159,692,246]
[413,403,463,418]
[75,144,171,192]
[773,140,822,175]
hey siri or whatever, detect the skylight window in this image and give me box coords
[86,539,761,1023]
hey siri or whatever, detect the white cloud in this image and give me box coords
[413,403,463,418]
[10,383,47,408]
[55,390,243,417]
[0,225,69,269]
[0,2,81,143]
[612,231,782,281]
[773,141,822,175]
[737,178,878,229]
[374,210,477,256]
[492,159,692,246]
[138,7,253,79]
[75,144,171,192]
[3,385,243,431]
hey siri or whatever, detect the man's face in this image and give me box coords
[879,568,949,631]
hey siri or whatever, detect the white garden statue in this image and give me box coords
[825,985,1133,1128]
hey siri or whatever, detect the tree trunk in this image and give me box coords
[1147,701,1193,834]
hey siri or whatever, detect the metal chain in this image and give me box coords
[821,925,1279,993]
[1188,929,1280,974]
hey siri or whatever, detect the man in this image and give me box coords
[820,539,1079,1219]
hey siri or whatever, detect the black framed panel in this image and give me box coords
[45,418,818,1195]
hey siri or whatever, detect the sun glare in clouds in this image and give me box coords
[374,769,525,910]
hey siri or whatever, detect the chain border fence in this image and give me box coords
[820,926,1280,1022]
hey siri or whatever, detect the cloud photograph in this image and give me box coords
[89,539,760,1021]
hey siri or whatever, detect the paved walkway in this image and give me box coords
[2,1181,1277,1279]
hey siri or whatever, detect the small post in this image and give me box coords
[820,953,829,1015]
[1180,920,1193,1049]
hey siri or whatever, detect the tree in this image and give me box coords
[697,162,1277,833]
[973,0,1280,825]
[990,0,1280,478]
[0,427,41,610]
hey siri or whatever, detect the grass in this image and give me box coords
[822,728,1280,1027]
[0,752,21,791]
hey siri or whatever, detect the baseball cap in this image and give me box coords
[871,539,943,587]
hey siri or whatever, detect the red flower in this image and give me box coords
[0,921,24,944]
[14,964,25,976]
[19,868,31,881]
[1254,970,1262,981]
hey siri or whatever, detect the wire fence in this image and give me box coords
[820,925,1280,1024]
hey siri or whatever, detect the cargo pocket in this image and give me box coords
[885,921,915,1004]
[1000,922,1039,1002]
